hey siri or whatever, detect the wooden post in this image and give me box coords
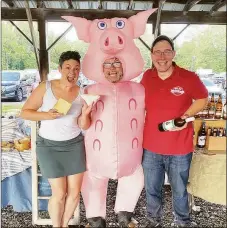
[38,17,49,81]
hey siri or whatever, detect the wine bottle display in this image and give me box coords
[158,117,195,132]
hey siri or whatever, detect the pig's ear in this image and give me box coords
[62,16,91,43]
[128,8,157,38]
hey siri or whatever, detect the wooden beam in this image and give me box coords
[183,0,202,15]
[36,0,45,8]
[138,37,150,51]
[66,0,73,9]
[25,0,40,71]
[98,0,103,9]
[210,0,226,14]
[172,24,190,41]
[47,25,73,51]
[9,20,36,48]
[38,17,49,81]
[2,0,14,7]
[154,0,166,38]
[2,8,227,24]
[127,0,134,10]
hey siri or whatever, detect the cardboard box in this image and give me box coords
[193,119,226,146]
[205,136,226,151]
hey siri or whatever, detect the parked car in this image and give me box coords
[212,72,226,83]
[1,71,28,101]
[201,78,224,99]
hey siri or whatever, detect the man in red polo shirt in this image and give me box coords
[141,35,208,227]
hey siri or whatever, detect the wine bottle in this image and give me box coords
[197,122,207,148]
[158,117,195,132]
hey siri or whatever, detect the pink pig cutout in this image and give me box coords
[62,9,157,220]
[62,8,156,84]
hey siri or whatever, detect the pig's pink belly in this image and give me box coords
[84,94,144,179]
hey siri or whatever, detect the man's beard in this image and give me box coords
[106,72,123,83]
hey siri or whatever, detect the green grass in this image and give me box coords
[2,104,23,114]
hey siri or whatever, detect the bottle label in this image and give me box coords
[162,120,175,131]
[209,110,215,115]
[215,112,222,116]
[198,136,206,146]
[185,117,195,123]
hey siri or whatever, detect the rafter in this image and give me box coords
[210,0,226,14]
[2,8,226,25]
[98,0,103,9]
[25,0,40,71]
[152,0,160,9]
[172,24,190,41]
[2,0,14,7]
[66,0,73,9]
[127,0,134,10]
[183,0,202,15]
[154,0,166,38]
[36,0,45,8]
[9,20,35,47]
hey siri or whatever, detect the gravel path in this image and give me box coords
[1,181,226,227]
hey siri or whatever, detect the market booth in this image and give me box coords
[188,118,226,206]
[1,0,226,226]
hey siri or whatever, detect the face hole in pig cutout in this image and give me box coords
[103,57,124,83]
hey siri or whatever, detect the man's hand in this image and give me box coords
[169,114,189,132]
[46,109,63,120]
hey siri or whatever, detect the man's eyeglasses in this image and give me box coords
[153,50,173,57]
[103,62,121,69]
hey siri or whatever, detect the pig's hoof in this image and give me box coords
[118,211,136,227]
[87,217,106,227]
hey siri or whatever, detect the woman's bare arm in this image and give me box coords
[20,81,62,121]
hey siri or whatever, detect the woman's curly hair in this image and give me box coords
[59,51,81,68]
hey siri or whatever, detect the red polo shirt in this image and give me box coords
[141,64,208,155]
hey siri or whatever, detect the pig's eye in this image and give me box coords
[116,20,125,29]
[97,21,107,30]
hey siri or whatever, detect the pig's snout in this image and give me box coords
[101,30,125,54]
[104,36,123,47]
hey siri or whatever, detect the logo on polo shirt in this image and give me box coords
[170,86,185,96]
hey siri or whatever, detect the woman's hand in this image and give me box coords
[81,102,93,117]
[78,101,93,130]
[46,109,63,120]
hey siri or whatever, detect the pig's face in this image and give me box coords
[62,9,156,84]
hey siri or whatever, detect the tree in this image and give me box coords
[175,25,226,73]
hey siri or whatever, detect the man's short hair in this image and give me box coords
[59,51,81,68]
[151,35,174,52]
